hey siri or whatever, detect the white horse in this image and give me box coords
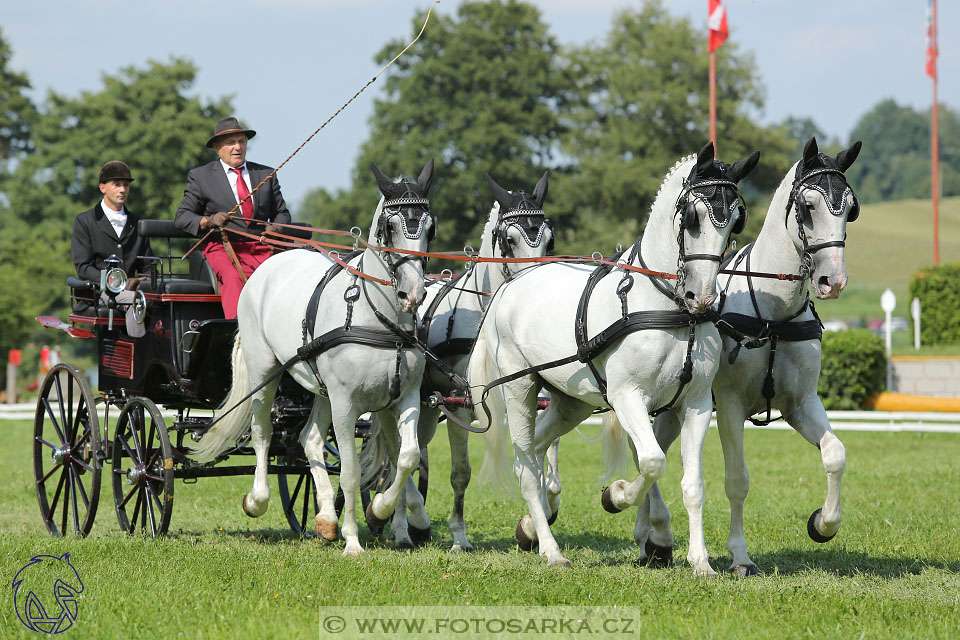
[378,172,554,551]
[604,137,862,575]
[191,159,437,557]
[470,143,759,572]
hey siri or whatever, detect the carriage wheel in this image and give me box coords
[277,430,378,536]
[111,398,174,537]
[33,363,102,537]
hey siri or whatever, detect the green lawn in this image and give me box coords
[2,418,958,639]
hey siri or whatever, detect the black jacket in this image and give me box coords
[71,204,154,282]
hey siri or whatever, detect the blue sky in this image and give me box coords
[3,0,955,211]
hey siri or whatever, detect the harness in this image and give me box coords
[715,243,824,426]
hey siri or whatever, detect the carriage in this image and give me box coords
[32,219,424,539]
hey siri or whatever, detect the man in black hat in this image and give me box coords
[70,161,154,334]
[174,116,291,318]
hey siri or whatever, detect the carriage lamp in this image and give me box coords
[100,255,127,294]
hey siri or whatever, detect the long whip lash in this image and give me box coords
[184,0,440,260]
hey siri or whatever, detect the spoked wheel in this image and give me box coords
[111,397,174,537]
[33,363,102,537]
[277,429,376,536]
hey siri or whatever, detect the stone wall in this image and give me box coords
[890,357,960,397]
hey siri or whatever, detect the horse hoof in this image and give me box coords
[807,508,838,543]
[547,556,573,569]
[395,539,415,551]
[643,539,673,568]
[364,500,391,530]
[315,518,339,542]
[242,494,262,518]
[409,524,432,545]
[600,486,623,514]
[515,518,535,552]
[450,542,474,553]
[729,563,759,578]
[547,508,559,526]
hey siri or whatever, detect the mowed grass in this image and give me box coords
[1,418,958,639]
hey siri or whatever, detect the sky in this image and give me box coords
[3,0,956,213]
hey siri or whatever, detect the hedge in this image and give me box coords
[818,329,887,410]
[909,263,960,345]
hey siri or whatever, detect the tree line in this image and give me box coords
[0,0,955,362]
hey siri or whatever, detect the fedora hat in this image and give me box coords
[205,116,257,148]
[99,160,134,183]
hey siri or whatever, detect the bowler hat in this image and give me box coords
[206,116,257,148]
[99,161,134,183]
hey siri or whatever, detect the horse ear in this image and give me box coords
[532,171,549,208]
[802,136,819,169]
[486,173,512,209]
[696,142,715,176]
[836,140,862,172]
[727,151,761,183]
[370,161,396,197]
[417,158,435,195]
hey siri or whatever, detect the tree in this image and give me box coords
[0,27,37,167]
[299,0,571,249]
[554,1,793,253]
[0,58,232,358]
[845,98,960,203]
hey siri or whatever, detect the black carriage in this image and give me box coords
[33,219,416,538]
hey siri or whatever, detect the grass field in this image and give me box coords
[2,417,958,639]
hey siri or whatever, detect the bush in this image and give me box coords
[818,329,886,410]
[909,263,960,345]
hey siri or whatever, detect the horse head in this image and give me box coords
[369,158,436,313]
[676,142,760,313]
[484,172,554,278]
[788,137,862,299]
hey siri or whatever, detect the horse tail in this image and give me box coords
[470,327,513,492]
[600,410,632,484]
[359,412,393,491]
[190,334,253,462]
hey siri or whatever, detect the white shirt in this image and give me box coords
[100,199,127,237]
[220,160,253,206]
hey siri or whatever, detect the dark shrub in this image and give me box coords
[909,263,960,345]
[818,329,886,410]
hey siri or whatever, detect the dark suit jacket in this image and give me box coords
[71,204,154,282]
[174,160,291,239]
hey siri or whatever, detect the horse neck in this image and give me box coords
[634,174,685,309]
[746,167,809,314]
[355,245,404,325]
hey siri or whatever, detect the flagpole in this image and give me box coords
[931,0,940,264]
[709,50,717,157]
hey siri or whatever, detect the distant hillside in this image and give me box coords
[807,196,960,321]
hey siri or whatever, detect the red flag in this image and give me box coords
[708,0,729,53]
[925,0,937,79]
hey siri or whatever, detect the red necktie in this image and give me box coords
[232,168,253,220]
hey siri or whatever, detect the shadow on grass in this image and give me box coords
[747,548,960,578]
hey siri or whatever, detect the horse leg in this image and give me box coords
[784,394,845,542]
[299,396,338,541]
[601,394,663,513]
[330,406,365,557]
[242,376,281,518]
[367,390,421,532]
[676,397,717,576]
[507,380,571,567]
[634,410,680,567]
[405,406,438,546]
[447,407,473,552]
[713,394,756,576]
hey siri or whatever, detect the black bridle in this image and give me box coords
[376,192,435,275]
[490,196,553,279]
[784,165,858,277]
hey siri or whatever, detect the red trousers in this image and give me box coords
[202,241,273,319]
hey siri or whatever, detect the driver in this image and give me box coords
[70,161,154,336]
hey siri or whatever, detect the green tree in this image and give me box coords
[0,27,37,166]
[0,58,232,358]
[300,0,571,249]
[553,1,794,254]
[845,98,960,203]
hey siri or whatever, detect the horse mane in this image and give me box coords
[480,201,501,243]
[766,160,801,218]
[648,153,696,222]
